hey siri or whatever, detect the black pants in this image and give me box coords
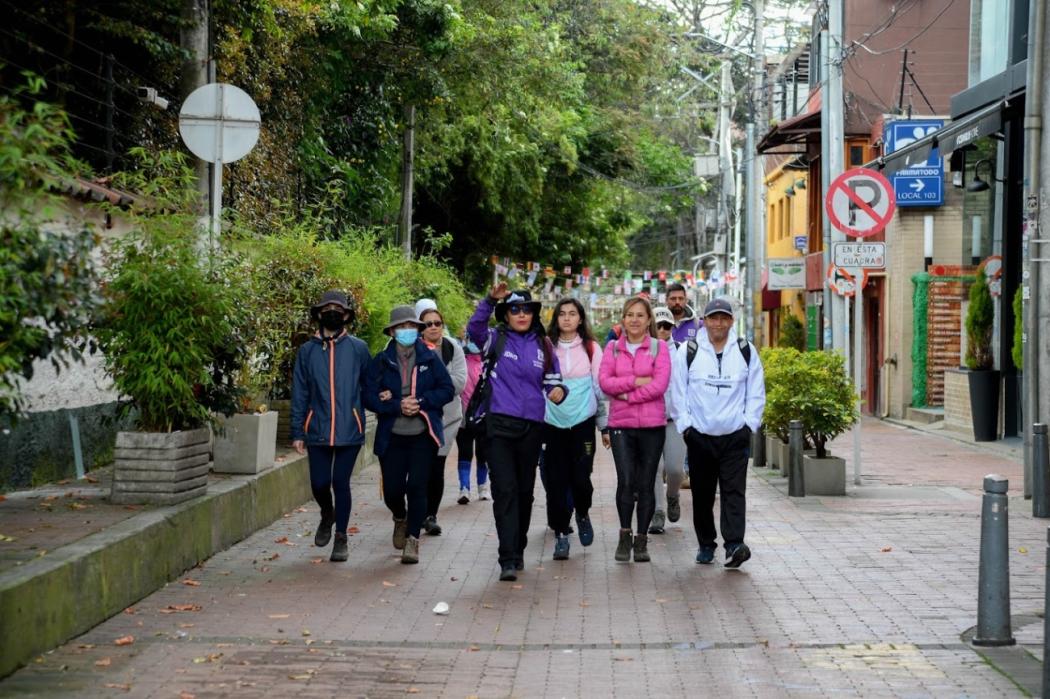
[685,427,751,549]
[425,451,447,519]
[609,427,665,532]
[379,433,437,539]
[543,417,596,536]
[456,423,488,465]
[486,416,544,566]
[307,444,361,534]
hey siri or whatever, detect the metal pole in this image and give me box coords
[1034,424,1050,517]
[973,474,1015,647]
[788,419,805,497]
[819,30,833,350]
[752,0,765,349]
[210,86,224,250]
[853,283,863,486]
[1042,527,1050,696]
[827,0,846,352]
[745,123,758,341]
[1023,0,1045,504]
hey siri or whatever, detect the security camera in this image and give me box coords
[137,86,169,111]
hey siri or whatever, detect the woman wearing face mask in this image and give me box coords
[467,282,567,582]
[363,306,454,565]
[414,300,467,536]
[291,290,372,563]
[599,296,670,563]
[542,297,606,561]
[455,336,490,503]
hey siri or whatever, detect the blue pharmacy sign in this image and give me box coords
[884,119,944,207]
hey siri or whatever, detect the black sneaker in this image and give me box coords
[667,495,681,523]
[314,510,335,547]
[695,546,716,564]
[553,535,570,560]
[514,557,525,571]
[330,533,348,562]
[499,563,518,581]
[576,514,594,547]
[422,516,442,536]
[725,543,751,569]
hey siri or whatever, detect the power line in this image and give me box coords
[848,0,959,57]
[0,27,139,100]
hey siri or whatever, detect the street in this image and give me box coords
[0,419,1041,698]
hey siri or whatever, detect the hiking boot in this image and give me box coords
[575,514,594,547]
[478,483,491,500]
[648,510,666,534]
[615,530,633,562]
[457,488,470,505]
[667,495,681,523]
[330,533,348,562]
[695,546,716,564]
[725,543,751,569]
[514,557,525,571]
[553,535,570,560]
[392,517,408,550]
[314,508,335,547]
[401,536,420,564]
[633,534,650,562]
[422,516,442,536]
[499,563,518,581]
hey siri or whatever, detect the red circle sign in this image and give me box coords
[824,167,896,238]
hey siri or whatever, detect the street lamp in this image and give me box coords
[967,159,1002,193]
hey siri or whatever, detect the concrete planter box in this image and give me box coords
[766,436,780,469]
[270,398,293,448]
[111,428,211,505]
[213,411,278,474]
[776,440,791,475]
[802,454,846,495]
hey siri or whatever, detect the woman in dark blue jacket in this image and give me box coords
[291,290,372,563]
[364,305,454,565]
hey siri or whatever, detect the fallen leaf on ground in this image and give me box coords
[310,558,324,564]
[407,688,420,694]
[123,505,141,511]
[468,645,480,652]
[1019,547,1029,554]
[84,475,99,484]
[288,671,314,680]
[880,546,893,553]
[270,639,289,645]
[0,495,6,503]
[382,581,397,587]
[179,692,195,699]
[192,653,222,664]
[94,657,112,667]
[68,502,88,510]
[113,636,134,646]
[182,579,201,587]
[78,644,95,649]
[301,629,311,637]
[104,683,131,691]
[58,480,71,485]
[295,507,307,513]
[179,623,195,629]
[260,566,270,573]
[268,614,291,619]
[159,604,202,614]
[347,526,360,534]
[0,533,16,542]
[123,607,136,615]
[579,601,589,607]
[265,552,280,561]
[511,584,523,590]
[481,604,493,609]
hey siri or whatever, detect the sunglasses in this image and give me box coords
[508,305,534,316]
[657,323,674,330]
[423,320,444,328]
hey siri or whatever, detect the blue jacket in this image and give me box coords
[291,331,372,446]
[363,339,455,458]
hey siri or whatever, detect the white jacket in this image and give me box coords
[670,328,765,436]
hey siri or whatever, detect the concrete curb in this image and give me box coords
[0,446,378,678]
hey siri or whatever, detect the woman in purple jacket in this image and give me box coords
[467,282,567,581]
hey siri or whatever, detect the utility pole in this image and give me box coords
[180,0,209,212]
[751,0,766,346]
[826,0,847,353]
[399,103,416,260]
[718,60,735,282]
[746,122,758,340]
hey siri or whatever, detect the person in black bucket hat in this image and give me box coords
[291,290,371,563]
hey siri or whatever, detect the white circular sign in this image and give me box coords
[179,83,261,164]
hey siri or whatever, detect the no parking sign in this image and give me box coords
[825,168,896,238]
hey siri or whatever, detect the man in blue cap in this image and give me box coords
[669,297,765,568]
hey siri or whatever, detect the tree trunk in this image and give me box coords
[399,103,416,260]
[180,0,210,213]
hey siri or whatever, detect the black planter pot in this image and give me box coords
[967,369,1001,442]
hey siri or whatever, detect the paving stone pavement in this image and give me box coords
[1,419,1045,698]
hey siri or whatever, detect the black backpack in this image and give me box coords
[440,337,454,365]
[464,328,508,435]
[685,336,751,369]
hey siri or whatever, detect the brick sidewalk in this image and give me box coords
[1,419,1042,698]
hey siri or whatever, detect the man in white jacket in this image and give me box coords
[670,298,765,568]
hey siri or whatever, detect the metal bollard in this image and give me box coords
[1042,528,1050,697]
[788,419,805,497]
[1033,424,1050,518]
[973,474,1015,647]
[753,424,766,468]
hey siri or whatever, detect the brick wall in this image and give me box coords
[943,368,973,437]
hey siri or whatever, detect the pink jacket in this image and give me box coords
[461,351,483,411]
[599,335,671,429]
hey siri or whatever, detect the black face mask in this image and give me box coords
[320,310,347,331]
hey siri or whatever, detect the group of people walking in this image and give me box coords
[290,281,765,581]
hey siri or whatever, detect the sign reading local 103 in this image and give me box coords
[883,119,944,207]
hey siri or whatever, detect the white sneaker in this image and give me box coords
[478,483,490,500]
[457,487,470,505]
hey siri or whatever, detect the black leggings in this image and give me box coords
[307,444,361,534]
[609,427,665,533]
[486,417,544,566]
[543,417,596,535]
[456,423,488,464]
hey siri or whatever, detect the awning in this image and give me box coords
[757,109,822,153]
[866,100,1009,175]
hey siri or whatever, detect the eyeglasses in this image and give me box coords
[508,305,533,316]
[424,320,444,328]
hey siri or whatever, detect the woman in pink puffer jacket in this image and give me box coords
[599,296,670,564]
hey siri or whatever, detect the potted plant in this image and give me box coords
[796,351,857,495]
[964,268,999,441]
[779,314,806,351]
[95,176,242,504]
[760,347,803,472]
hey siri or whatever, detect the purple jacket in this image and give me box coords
[671,307,703,344]
[467,297,566,423]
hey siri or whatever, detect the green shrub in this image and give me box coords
[1012,285,1023,370]
[779,313,806,351]
[793,351,858,457]
[965,268,994,370]
[760,346,803,442]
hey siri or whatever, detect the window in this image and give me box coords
[849,145,865,167]
[968,0,1011,85]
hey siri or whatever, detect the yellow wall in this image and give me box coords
[764,164,808,326]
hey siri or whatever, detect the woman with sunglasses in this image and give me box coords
[542,297,606,561]
[467,282,567,581]
[599,296,670,563]
[415,300,467,536]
